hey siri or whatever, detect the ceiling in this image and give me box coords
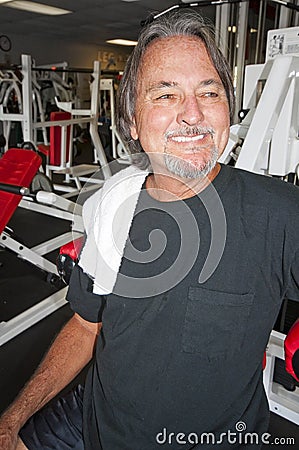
[0,0,215,47]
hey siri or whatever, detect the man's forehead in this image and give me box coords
[137,36,220,87]
[144,34,206,56]
[138,35,210,76]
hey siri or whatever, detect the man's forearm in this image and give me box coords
[1,313,100,431]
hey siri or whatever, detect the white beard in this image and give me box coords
[164,145,219,179]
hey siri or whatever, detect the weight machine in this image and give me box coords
[44,65,112,193]
[0,67,23,149]
[264,329,299,425]
[219,26,299,180]
[0,55,111,195]
[99,78,131,164]
[0,148,84,347]
[0,57,112,344]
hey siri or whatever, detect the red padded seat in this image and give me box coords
[0,149,41,233]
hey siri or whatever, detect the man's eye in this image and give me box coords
[156,94,174,100]
[202,92,218,98]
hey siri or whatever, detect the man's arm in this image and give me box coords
[0,313,101,450]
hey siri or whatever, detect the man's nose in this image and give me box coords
[176,95,204,126]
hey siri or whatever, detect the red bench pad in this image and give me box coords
[0,149,41,233]
[59,236,84,260]
[285,319,299,382]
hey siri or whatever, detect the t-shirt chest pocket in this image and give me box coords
[181,286,254,360]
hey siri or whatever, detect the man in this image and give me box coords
[1,10,298,450]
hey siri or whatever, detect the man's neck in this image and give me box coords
[145,163,221,202]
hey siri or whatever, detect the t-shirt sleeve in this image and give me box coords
[285,249,299,302]
[66,264,106,323]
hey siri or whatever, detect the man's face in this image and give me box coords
[130,36,230,179]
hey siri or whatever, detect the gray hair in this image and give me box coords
[116,10,235,169]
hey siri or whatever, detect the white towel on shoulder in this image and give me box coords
[79,165,148,295]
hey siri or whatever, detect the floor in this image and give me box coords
[0,157,298,448]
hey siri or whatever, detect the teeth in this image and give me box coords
[171,134,205,143]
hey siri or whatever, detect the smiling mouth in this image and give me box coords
[165,127,214,145]
[170,134,206,143]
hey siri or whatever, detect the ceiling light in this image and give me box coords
[1,1,71,15]
[106,39,138,46]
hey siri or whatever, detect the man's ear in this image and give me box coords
[130,117,138,140]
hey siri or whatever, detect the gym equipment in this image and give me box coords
[40,64,111,194]
[141,1,299,26]
[0,148,84,346]
[99,79,131,164]
[37,110,101,194]
[39,111,72,166]
[0,148,82,279]
[0,55,111,195]
[264,321,299,425]
[0,67,23,149]
[285,320,299,383]
[0,148,41,235]
[57,236,84,285]
[219,26,299,179]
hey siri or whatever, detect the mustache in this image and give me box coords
[165,126,215,139]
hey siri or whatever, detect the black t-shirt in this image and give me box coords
[67,165,299,449]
